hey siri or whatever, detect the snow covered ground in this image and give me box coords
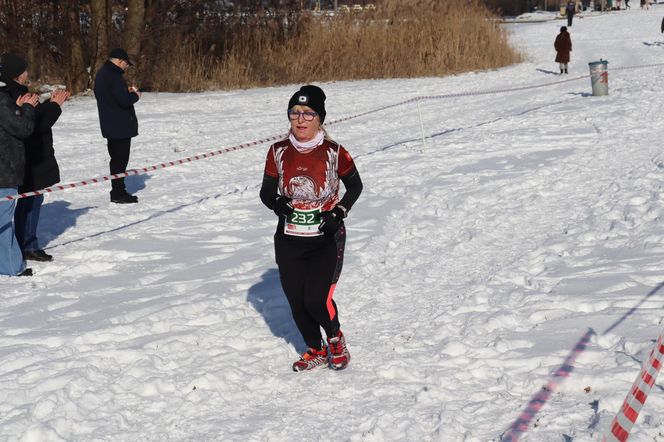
[2,6,664,442]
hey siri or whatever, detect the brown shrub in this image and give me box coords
[153,0,522,91]
[0,0,521,92]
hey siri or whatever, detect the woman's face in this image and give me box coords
[16,70,29,86]
[289,105,321,142]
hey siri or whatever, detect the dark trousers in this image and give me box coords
[275,227,346,349]
[107,138,131,195]
[14,194,44,252]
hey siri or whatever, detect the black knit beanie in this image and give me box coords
[288,85,326,123]
[0,53,28,82]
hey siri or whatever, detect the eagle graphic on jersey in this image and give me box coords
[274,145,339,211]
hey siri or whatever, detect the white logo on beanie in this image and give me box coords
[298,95,308,104]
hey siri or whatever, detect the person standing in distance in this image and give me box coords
[0,53,69,263]
[555,26,572,74]
[260,85,363,372]
[0,55,38,276]
[565,1,575,27]
[94,48,141,204]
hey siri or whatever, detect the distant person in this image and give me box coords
[0,54,38,276]
[94,48,141,204]
[0,53,69,263]
[259,85,362,372]
[641,0,646,8]
[555,26,572,74]
[616,0,622,9]
[625,0,630,8]
[566,1,576,26]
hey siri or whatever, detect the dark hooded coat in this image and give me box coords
[555,30,572,63]
[0,82,35,188]
[2,79,62,191]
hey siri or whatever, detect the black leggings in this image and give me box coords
[275,226,346,349]
[107,138,131,194]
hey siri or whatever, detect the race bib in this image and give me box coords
[284,207,323,237]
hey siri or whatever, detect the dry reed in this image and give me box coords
[151,0,521,91]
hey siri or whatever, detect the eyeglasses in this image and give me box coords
[288,110,318,121]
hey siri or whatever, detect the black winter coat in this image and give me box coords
[93,61,139,140]
[0,83,35,188]
[4,80,62,192]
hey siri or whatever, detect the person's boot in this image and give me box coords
[18,268,33,276]
[24,250,53,262]
[110,192,138,204]
[565,68,568,74]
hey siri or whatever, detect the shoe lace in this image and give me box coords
[328,337,342,355]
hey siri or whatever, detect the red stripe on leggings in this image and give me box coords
[326,283,337,320]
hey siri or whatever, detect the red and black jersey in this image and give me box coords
[264,138,355,212]
[263,137,356,238]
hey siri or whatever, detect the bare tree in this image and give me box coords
[66,0,88,92]
[123,0,146,65]
[90,0,111,77]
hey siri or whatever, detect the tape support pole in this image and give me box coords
[603,334,664,442]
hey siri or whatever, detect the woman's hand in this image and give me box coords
[50,89,70,106]
[16,93,39,107]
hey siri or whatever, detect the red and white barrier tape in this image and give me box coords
[603,334,664,442]
[4,61,664,202]
[1,133,287,201]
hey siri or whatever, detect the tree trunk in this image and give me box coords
[90,0,110,79]
[66,0,87,92]
[122,0,146,66]
[139,0,161,89]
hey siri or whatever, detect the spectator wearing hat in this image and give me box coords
[0,53,39,276]
[94,48,141,204]
[0,53,70,264]
[259,85,363,372]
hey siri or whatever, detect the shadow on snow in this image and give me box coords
[247,268,306,353]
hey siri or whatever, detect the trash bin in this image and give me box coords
[589,59,609,96]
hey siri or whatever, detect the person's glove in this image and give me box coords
[318,206,346,237]
[273,196,294,217]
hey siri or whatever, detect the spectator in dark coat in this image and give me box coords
[94,48,141,204]
[555,26,572,74]
[566,1,575,26]
[0,53,69,263]
[0,53,38,276]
